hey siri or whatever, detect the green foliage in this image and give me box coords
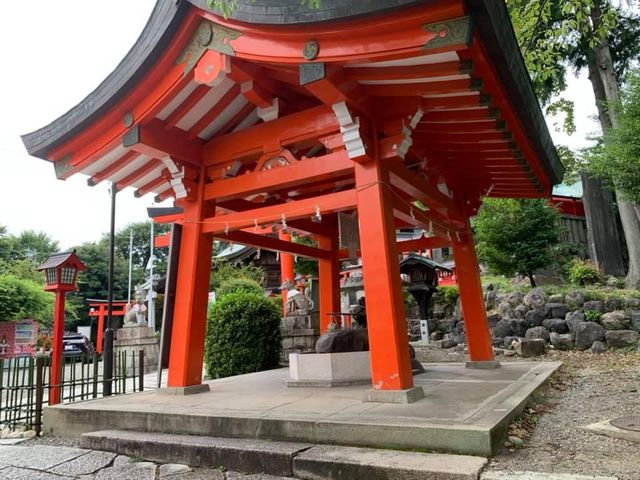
[217,278,263,298]
[0,275,55,324]
[432,286,459,308]
[584,70,640,203]
[473,199,561,287]
[584,309,603,322]
[205,292,281,378]
[0,259,45,284]
[293,234,318,277]
[116,221,170,281]
[210,259,265,291]
[566,258,603,285]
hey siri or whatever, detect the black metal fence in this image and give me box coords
[0,350,145,434]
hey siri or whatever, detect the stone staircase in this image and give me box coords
[81,429,488,479]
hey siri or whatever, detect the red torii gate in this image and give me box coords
[23,0,563,399]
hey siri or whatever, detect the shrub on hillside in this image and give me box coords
[217,278,263,298]
[567,258,602,286]
[205,291,281,379]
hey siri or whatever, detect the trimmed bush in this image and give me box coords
[205,291,281,379]
[217,278,263,299]
[567,258,602,286]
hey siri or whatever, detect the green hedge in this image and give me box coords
[217,278,263,299]
[205,291,281,379]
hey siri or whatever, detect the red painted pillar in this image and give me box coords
[452,226,494,363]
[317,222,341,332]
[354,157,413,391]
[278,231,295,315]
[167,171,214,388]
[96,305,106,354]
[49,291,66,405]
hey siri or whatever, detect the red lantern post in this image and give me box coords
[37,251,86,405]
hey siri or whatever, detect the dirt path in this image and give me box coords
[487,350,640,480]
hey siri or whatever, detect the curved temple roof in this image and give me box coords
[22,0,563,206]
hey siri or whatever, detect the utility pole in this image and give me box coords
[127,230,133,304]
[147,220,156,331]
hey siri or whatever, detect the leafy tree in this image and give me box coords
[210,258,265,291]
[8,230,59,264]
[508,0,640,287]
[0,275,55,325]
[473,199,561,287]
[0,259,45,284]
[0,225,11,262]
[585,70,640,206]
[116,221,170,279]
[217,278,263,298]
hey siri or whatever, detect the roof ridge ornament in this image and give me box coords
[176,21,242,75]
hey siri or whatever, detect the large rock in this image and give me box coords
[516,338,546,357]
[600,311,630,330]
[486,313,500,328]
[545,303,568,319]
[523,287,547,310]
[605,299,623,312]
[550,332,574,350]
[548,293,564,303]
[565,291,585,308]
[497,301,515,319]
[625,298,640,310]
[441,338,458,349]
[542,318,569,334]
[575,321,605,350]
[525,309,546,327]
[631,311,640,332]
[566,311,585,334]
[492,337,505,347]
[605,330,639,348]
[583,300,604,313]
[525,326,550,343]
[503,336,520,349]
[514,304,528,319]
[509,318,528,337]
[590,340,608,354]
[506,291,524,307]
[493,319,514,338]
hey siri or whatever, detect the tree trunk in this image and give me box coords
[589,4,640,288]
[527,272,536,288]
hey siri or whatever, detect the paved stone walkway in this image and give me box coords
[0,444,291,479]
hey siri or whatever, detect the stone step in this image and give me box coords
[481,472,617,480]
[81,430,487,479]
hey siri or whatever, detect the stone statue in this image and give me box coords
[124,285,147,327]
[283,279,314,316]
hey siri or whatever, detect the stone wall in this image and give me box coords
[431,287,640,356]
[280,328,318,364]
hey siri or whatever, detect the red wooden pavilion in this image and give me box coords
[23,0,563,399]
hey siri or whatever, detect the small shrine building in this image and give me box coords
[23,0,563,398]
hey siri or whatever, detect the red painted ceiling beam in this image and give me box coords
[343,60,473,82]
[204,150,353,202]
[134,174,169,198]
[87,150,140,186]
[201,189,357,235]
[218,102,256,136]
[203,105,340,165]
[124,118,203,167]
[425,108,499,122]
[116,159,161,191]
[362,78,481,97]
[221,230,332,260]
[187,84,241,140]
[415,120,505,134]
[163,84,211,130]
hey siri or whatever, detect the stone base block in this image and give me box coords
[363,386,425,404]
[158,384,211,396]
[465,360,501,370]
[288,351,370,386]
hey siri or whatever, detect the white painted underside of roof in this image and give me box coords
[156,81,199,121]
[175,76,235,131]
[198,95,248,140]
[80,144,128,176]
[358,74,469,85]
[347,51,459,68]
[131,164,165,189]
[108,154,150,183]
[232,107,259,132]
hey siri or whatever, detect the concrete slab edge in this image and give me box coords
[583,418,640,444]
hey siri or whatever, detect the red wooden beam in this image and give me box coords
[116,159,161,191]
[386,161,464,223]
[134,174,169,198]
[222,230,332,260]
[203,105,340,165]
[415,120,505,134]
[124,119,203,167]
[425,108,499,122]
[218,102,256,136]
[201,189,357,235]
[187,84,241,140]
[204,150,353,202]
[163,85,211,130]
[343,60,473,82]
[362,78,481,97]
[87,150,140,186]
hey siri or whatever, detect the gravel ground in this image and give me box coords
[487,350,640,480]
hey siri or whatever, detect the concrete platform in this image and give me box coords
[44,361,561,457]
